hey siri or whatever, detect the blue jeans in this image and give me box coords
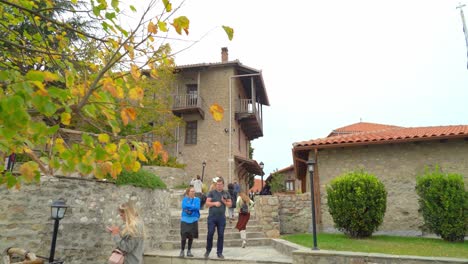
[206,215,226,254]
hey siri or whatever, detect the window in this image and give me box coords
[285,180,295,191]
[185,121,197,144]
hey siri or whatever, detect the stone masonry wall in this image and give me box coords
[142,166,186,188]
[0,176,171,264]
[277,193,312,234]
[253,195,280,238]
[316,139,468,236]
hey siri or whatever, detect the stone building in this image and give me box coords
[267,165,302,193]
[292,122,468,235]
[163,47,269,189]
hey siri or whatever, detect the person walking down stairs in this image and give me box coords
[179,187,201,258]
[235,192,255,248]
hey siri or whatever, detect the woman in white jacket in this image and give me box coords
[235,192,254,248]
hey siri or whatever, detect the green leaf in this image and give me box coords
[129,5,137,12]
[158,21,168,32]
[111,0,119,10]
[26,71,45,82]
[105,12,116,20]
[222,26,234,41]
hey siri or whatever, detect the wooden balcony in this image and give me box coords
[235,99,263,140]
[172,94,205,119]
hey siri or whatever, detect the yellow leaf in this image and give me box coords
[130,64,141,80]
[31,81,48,95]
[137,151,148,162]
[132,161,141,172]
[111,162,122,179]
[210,103,224,122]
[98,134,110,143]
[148,21,157,34]
[54,138,66,153]
[172,16,190,35]
[129,87,144,101]
[61,112,71,125]
[148,36,154,42]
[102,77,118,97]
[105,143,117,154]
[19,162,38,182]
[120,109,129,126]
[44,71,59,82]
[222,25,234,41]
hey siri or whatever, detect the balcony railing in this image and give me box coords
[172,94,205,119]
[235,98,263,140]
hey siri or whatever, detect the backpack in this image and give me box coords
[240,201,249,214]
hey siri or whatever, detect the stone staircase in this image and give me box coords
[160,189,271,250]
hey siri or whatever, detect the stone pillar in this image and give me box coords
[254,195,280,238]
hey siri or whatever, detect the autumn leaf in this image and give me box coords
[44,71,59,82]
[158,21,168,32]
[110,162,122,179]
[98,134,110,143]
[172,16,189,35]
[61,112,71,125]
[130,64,141,80]
[222,25,234,41]
[120,107,137,126]
[19,162,39,182]
[162,0,172,12]
[129,87,144,101]
[210,103,224,121]
[152,141,163,156]
[54,138,66,153]
[148,21,157,34]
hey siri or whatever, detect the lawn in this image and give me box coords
[281,233,468,259]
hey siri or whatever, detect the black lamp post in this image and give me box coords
[259,161,264,194]
[49,200,68,263]
[201,160,206,182]
[306,158,319,250]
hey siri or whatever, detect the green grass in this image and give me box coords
[281,233,468,259]
[106,169,167,189]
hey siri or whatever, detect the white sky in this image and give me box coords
[123,0,468,176]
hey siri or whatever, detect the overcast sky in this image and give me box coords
[124,0,468,176]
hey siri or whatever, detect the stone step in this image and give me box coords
[166,231,266,241]
[170,217,259,227]
[159,237,272,250]
[168,225,264,235]
[145,246,292,264]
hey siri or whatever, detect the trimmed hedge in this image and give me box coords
[108,169,167,189]
[326,170,387,238]
[415,167,467,242]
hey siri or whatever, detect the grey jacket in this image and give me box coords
[112,222,144,264]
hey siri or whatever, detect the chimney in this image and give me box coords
[221,47,228,63]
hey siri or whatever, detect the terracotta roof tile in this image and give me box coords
[295,125,468,148]
[328,122,403,137]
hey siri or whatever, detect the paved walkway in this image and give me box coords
[146,245,293,263]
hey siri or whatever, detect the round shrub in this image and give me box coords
[415,167,467,242]
[326,170,387,238]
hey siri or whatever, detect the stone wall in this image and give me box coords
[0,176,171,264]
[253,195,280,238]
[277,193,312,234]
[314,139,468,236]
[142,165,186,188]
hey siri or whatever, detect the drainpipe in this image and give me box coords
[229,73,261,183]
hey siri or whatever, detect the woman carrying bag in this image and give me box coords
[107,202,145,264]
[235,192,254,248]
[180,186,201,257]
